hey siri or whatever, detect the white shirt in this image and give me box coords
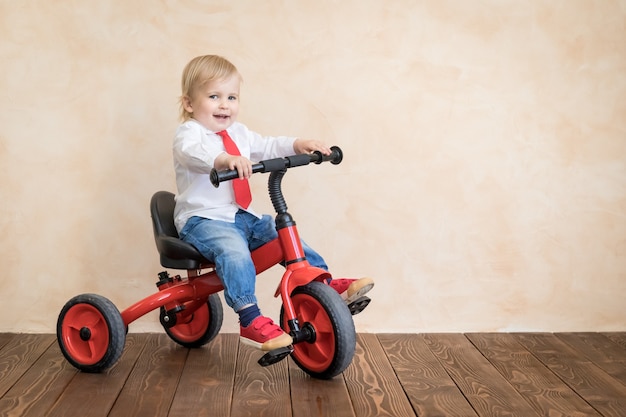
[172,119,297,232]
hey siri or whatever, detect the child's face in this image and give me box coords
[183,75,240,132]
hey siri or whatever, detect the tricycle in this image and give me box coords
[56,146,371,379]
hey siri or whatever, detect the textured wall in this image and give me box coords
[1,1,624,333]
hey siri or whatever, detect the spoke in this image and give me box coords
[87,340,97,360]
[312,315,333,333]
[297,300,315,323]
[301,340,329,362]
[84,313,103,328]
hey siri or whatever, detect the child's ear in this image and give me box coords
[182,96,193,113]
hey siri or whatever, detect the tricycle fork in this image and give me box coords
[277,262,331,343]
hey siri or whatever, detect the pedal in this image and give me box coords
[258,345,293,367]
[348,296,371,315]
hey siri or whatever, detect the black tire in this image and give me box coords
[57,293,126,373]
[281,281,356,379]
[163,293,223,348]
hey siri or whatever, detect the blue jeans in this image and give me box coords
[179,212,328,312]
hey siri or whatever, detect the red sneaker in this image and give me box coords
[240,316,292,351]
[328,277,374,304]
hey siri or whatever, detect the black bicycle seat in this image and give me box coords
[150,191,211,270]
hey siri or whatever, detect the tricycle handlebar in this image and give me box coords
[210,146,343,188]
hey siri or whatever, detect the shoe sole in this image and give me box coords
[240,332,293,351]
[344,277,375,304]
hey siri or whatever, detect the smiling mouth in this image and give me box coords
[214,114,229,119]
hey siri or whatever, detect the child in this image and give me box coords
[173,55,374,351]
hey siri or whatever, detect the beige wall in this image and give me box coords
[1,1,624,333]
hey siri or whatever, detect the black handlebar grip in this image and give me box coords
[210,168,235,187]
[310,146,343,165]
[286,154,313,168]
[261,157,288,172]
[329,146,343,164]
[211,162,267,187]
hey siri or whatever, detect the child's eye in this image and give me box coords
[228,96,238,101]
[208,94,218,100]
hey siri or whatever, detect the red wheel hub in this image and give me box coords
[61,304,110,365]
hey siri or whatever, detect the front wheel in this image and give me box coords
[57,293,126,373]
[281,281,356,379]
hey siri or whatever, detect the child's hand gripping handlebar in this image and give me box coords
[210,146,343,188]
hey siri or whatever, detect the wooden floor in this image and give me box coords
[0,333,625,416]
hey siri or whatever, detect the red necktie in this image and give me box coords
[217,130,252,209]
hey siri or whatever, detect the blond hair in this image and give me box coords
[179,55,241,121]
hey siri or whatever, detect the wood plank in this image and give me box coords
[45,333,151,417]
[0,334,55,397]
[288,358,356,417]
[422,333,540,417]
[378,333,478,417]
[0,339,77,417]
[603,332,626,351]
[556,333,626,386]
[0,333,17,350]
[343,333,416,417]
[515,333,626,417]
[168,334,239,416]
[107,333,189,417]
[466,333,601,417]
[230,342,291,417]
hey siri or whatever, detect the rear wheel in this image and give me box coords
[163,293,223,348]
[281,281,356,379]
[57,293,126,373]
